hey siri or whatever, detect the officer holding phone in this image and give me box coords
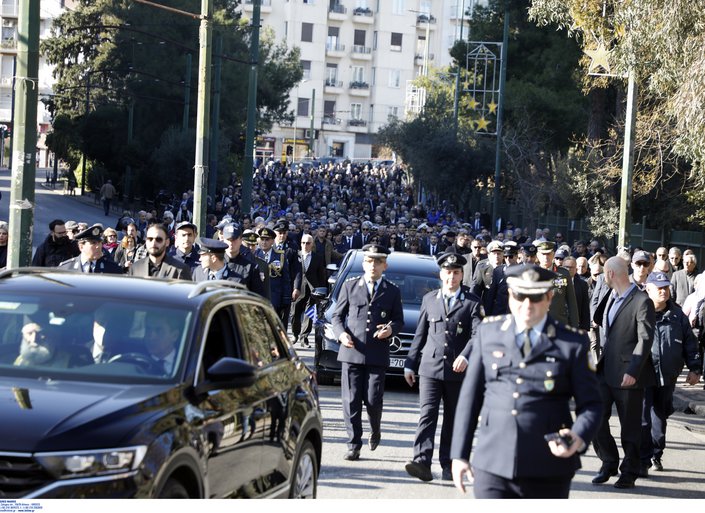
[450,264,603,498]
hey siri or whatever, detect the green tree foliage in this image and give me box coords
[42,0,302,198]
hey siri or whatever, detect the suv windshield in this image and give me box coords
[0,294,193,383]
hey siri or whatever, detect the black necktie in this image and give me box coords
[521,329,532,357]
[88,262,95,273]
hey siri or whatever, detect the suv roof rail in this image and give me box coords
[0,267,75,279]
[187,279,249,299]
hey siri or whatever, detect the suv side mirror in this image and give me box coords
[198,357,257,392]
[311,287,328,300]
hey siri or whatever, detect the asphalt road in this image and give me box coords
[292,345,705,500]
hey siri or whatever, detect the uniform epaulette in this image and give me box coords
[346,276,358,282]
[482,314,506,323]
[567,325,587,336]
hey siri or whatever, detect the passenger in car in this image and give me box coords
[14,322,92,368]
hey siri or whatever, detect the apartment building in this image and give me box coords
[241,0,475,161]
[0,0,73,167]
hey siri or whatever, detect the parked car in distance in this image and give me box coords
[313,250,442,385]
[0,269,322,498]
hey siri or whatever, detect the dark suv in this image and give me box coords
[314,250,442,385]
[0,269,322,498]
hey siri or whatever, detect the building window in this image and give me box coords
[389,69,400,88]
[301,22,313,43]
[392,0,405,15]
[387,106,399,120]
[391,32,402,51]
[324,100,337,123]
[351,103,362,120]
[354,29,366,46]
[352,66,365,83]
[303,0,315,3]
[297,97,310,117]
[326,63,339,86]
[302,60,311,80]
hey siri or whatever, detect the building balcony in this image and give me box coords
[414,53,435,62]
[242,0,272,14]
[347,119,368,132]
[352,7,374,24]
[349,81,370,96]
[324,79,344,93]
[328,4,347,21]
[323,116,342,128]
[1,38,17,50]
[326,42,346,57]
[351,45,372,60]
[416,14,437,28]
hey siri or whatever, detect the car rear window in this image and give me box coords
[0,294,193,383]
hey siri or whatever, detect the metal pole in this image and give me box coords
[125,100,134,202]
[192,0,213,235]
[7,0,39,268]
[453,0,469,133]
[182,53,191,131]
[618,71,637,249]
[241,0,261,217]
[81,73,89,196]
[491,0,509,231]
[309,87,315,157]
[8,55,16,171]
[208,33,222,201]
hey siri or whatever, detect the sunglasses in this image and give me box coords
[634,261,650,267]
[511,291,546,303]
[146,236,165,243]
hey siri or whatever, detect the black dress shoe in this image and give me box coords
[592,468,618,484]
[614,475,636,489]
[405,460,433,482]
[638,466,649,478]
[343,448,360,461]
[368,433,380,451]
[441,468,453,481]
[652,457,663,471]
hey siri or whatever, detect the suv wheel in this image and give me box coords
[159,478,190,498]
[289,440,317,498]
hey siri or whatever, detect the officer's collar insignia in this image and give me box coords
[546,324,556,339]
[522,269,539,282]
[544,379,555,392]
[381,311,387,318]
[447,255,457,264]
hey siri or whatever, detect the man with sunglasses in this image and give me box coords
[536,241,579,328]
[129,224,192,280]
[291,234,326,347]
[450,264,602,498]
[630,250,653,290]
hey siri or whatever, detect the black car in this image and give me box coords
[0,269,322,498]
[314,250,442,385]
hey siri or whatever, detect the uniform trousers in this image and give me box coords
[592,374,644,477]
[412,376,461,470]
[472,468,573,499]
[341,362,386,450]
[640,384,675,463]
[291,291,314,342]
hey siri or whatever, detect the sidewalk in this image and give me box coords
[673,373,705,417]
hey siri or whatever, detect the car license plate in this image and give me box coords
[389,358,405,368]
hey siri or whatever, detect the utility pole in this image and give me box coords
[491,0,509,231]
[453,0,472,133]
[618,71,637,249]
[309,87,315,157]
[208,33,222,201]
[8,0,39,268]
[81,73,89,196]
[192,0,213,235]
[182,53,191,131]
[241,0,261,216]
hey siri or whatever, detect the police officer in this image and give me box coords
[273,219,299,327]
[221,223,266,297]
[640,272,701,475]
[484,242,520,316]
[536,241,579,327]
[404,252,483,482]
[168,221,201,271]
[192,238,233,282]
[256,227,291,327]
[518,243,538,265]
[58,225,122,274]
[332,244,404,461]
[241,229,271,300]
[451,264,602,498]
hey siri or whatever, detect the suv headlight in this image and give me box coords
[36,446,148,479]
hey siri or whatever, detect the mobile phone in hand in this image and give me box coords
[544,432,573,448]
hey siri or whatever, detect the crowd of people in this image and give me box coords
[10,158,705,498]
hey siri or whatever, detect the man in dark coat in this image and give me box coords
[221,224,267,297]
[591,256,656,489]
[32,219,79,267]
[58,225,122,274]
[255,227,291,327]
[168,221,201,272]
[129,224,192,280]
[291,233,327,346]
[536,241,579,327]
[563,256,591,331]
[450,265,602,498]
[332,244,404,461]
[404,252,484,482]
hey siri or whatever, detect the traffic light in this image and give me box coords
[286,145,293,156]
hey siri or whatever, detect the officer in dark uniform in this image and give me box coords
[451,264,602,498]
[221,223,266,297]
[536,241,579,327]
[192,238,236,282]
[484,242,520,316]
[518,243,538,265]
[332,244,404,461]
[256,227,291,327]
[241,229,270,300]
[273,219,299,330]
[58,225,122,274]
[404,252,484,482]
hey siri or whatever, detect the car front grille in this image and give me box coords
[0,453,53,498]
[388,332,414,356]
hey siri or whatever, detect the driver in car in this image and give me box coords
[144,313,182,375]
[14,322,92,368]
